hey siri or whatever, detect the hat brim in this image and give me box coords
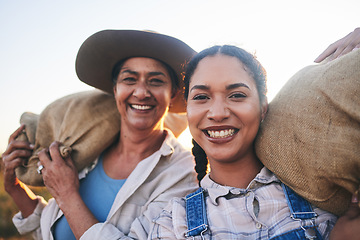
[75,30,196,113]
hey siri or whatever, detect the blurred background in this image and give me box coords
[0,0,359,238]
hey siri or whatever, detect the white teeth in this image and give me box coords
[207,129,235,138]
[132,104,152,110]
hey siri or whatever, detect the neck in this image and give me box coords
[208,151,263,188]
[118,126,166,159]
[102,127,166,179]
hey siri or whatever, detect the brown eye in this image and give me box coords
[192,94,209,100]
[149,78,165,86]
[229,92,246,99]
[121,78,136,85]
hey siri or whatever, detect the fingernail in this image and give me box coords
[30,144,35,149]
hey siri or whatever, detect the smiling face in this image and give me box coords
[187,54,266,164]
[113,57,174,132]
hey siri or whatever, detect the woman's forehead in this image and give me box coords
[190,55,254,86]
[122,57,167,69]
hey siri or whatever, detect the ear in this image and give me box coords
[260,97,268,122]
[113,85,117,95]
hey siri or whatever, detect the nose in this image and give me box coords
[207,99,230,122]
[133,82,151,99]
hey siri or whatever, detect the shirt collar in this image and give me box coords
[78,129,176,180]
[158,129,175,157]
[200,167,280,206]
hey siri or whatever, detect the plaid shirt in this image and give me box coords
[150,167,337,239]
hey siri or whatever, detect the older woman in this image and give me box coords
[2,30,198,239]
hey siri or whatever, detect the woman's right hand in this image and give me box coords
[2,124,33,193]
[330,192,360,240]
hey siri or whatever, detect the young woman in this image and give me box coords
[150,45,337,239]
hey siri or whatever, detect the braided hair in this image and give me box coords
[191,139,208,183]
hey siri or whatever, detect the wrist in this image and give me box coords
[56,190,82,211]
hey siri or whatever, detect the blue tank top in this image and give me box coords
[53,154,126,240]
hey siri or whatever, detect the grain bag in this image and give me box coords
[255,49,360,216]
[15,90,188,186]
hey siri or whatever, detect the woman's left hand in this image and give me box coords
[38,141,80,206]
[330,192,360,240]
[314,27,360,63]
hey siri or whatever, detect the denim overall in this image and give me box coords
[185,184,322,239]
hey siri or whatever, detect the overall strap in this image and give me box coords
[185,187,208,237]
[282,184,317,220]
[282,183,320,240]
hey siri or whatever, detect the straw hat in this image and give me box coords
[75,30,196,113]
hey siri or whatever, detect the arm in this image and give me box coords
[330,192,360,240]
[314,27,360,63]
[38,141,143,240]
[2,125,38,217]
[39,140,197,240]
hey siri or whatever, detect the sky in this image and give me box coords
[0,0,359,152]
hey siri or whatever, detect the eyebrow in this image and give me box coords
[190,82,250,92]
[120,69,166,77]
[226,83,250,90]
[190,85,210,92]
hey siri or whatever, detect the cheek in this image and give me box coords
[186,104,203,132]
[164,91,173,104]
[186,103,197,123]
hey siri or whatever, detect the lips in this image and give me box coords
[130,104,154,110]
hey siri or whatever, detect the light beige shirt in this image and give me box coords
[150,167,337,239]
[13,130,198,240]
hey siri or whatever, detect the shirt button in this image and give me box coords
[232,189,241,194]
[255,222,262,229]
[245,192,251,197]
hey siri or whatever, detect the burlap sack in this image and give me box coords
[15,90,188,186]
[255,49,360,216]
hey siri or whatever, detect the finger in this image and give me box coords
[314,46,337,63]
[38,148,52,167]
[338,42,360,57]
[8,124,26,143]
[3,156,27,172]
[344,193,360,219]
[4,140,33,154]
[329,46,347,61]
[314,41,340,63]
[2,148,33,168]
[329,29,360,60]
[48,141,65,164]
[330,38,358,60]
